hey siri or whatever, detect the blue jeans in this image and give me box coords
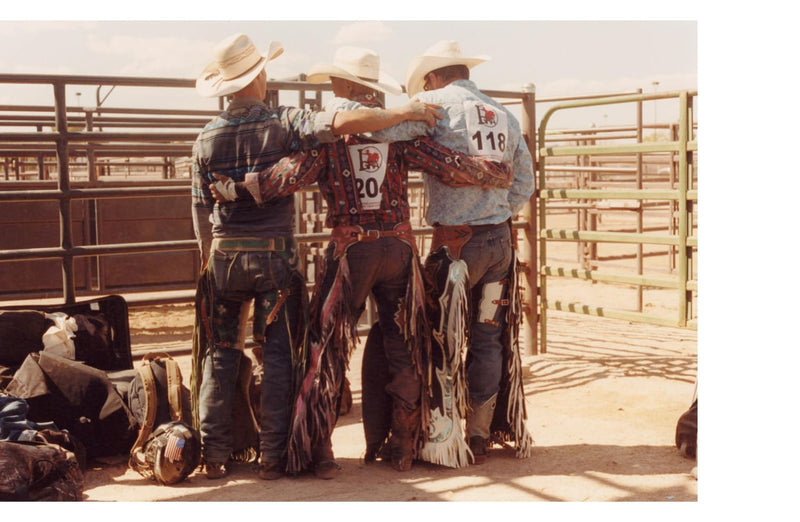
[199,245,298,463]
[459,224,513,404]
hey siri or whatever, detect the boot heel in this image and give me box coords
[390,403,420,472]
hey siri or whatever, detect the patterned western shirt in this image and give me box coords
[241,94,513,229]
[357,79,535,226]
[191,96,337,256]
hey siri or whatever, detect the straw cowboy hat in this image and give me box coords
[404,40,490,98]
[196,33,284,98]
[306,46,403,96]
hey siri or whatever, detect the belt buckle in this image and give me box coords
[359,229,381,242]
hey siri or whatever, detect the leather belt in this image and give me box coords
[357,228,407,242]
[212,236,287,252]
[430,222,506,259]
[330,221,417,259]
[468,222,506,234]
[431,225,472,260]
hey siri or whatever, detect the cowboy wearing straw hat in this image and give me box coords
[355,40,536,467]
[191,34,443,481]
[208,45,513,477]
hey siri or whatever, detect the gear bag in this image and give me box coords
[4,351,138,458]
[128,352,199,484]
[0,439,84,501]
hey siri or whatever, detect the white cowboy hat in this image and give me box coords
[196,33,284,98]
[404,40,490,98]
[306,46,403,96]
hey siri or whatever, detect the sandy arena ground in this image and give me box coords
[74,294,698,505]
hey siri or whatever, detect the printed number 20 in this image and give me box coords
[356,177,380,198]
[471,130,506,152]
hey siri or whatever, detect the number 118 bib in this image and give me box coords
[465,100,508,162]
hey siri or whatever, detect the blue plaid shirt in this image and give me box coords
[191,97,336,257]
[362,80,534,226]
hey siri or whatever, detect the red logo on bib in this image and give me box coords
[358,146,383,172]
[476,105,497,127]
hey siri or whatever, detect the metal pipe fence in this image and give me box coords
[0,74,539,349]
[536,90,698,353]
[1,72,698,359]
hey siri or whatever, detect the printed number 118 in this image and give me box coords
[471,130,506,152]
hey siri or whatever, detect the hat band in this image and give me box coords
[219,43,261,80]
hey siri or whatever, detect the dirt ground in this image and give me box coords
[74,293,698,505]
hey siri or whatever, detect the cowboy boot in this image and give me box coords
[389,402,420,472]
[466,394,497,465]
[312,438,339,480]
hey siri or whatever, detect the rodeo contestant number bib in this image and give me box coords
[464,100,508,162]
[347,142,389,210]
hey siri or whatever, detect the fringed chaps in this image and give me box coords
[420,233,534,466]
[399,256,433,457]
[490,251,534,458]
[419,248,472,468]
[286,251,356,474]
[190,268,213,436]
[286,223,431,473]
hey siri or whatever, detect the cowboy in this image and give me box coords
[191,33,443,481]
[208,46,514,477]
[356,40,536,466]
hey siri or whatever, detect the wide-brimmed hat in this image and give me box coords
[306,46,402,96]
[196,33,284,98]
[404,40,490,98]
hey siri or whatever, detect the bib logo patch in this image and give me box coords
[476,105,498,127]
[357,146,383,172]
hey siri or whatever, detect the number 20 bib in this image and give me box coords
[465,100,508,162]
[347,142,389,210]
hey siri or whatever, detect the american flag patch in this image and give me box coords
[164,435,185,462]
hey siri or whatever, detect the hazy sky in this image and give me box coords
[0,20,696,96]
[0,17,697,128]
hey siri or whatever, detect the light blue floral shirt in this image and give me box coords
[361,79,535,226]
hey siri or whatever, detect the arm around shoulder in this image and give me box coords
[331,101,442,136]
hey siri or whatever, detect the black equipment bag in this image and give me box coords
[0,295,133,372]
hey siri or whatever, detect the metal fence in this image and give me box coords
[0,72,698,356]
[0,73,538,337]
[535,90,698,353]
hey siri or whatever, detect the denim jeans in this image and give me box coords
[459,224,513,404]
[199,246,298,464]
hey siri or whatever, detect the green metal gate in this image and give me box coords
[536,90,698,353]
